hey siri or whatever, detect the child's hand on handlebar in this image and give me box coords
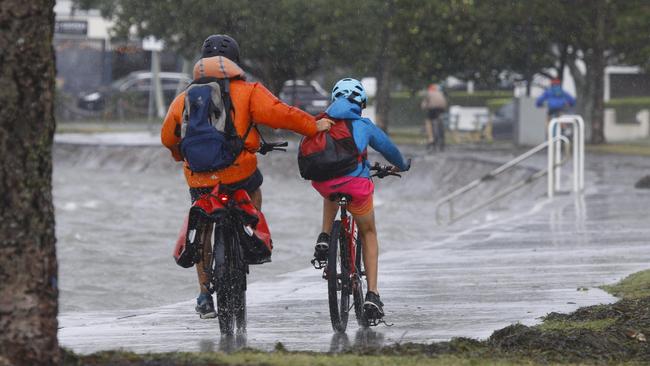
[400,158,412,172]
[391,158,412,173]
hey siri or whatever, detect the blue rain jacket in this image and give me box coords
[325,98,408,178]
[536,85,576,113]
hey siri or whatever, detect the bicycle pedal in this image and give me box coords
[310,258,327,270]
[367,317,393,327]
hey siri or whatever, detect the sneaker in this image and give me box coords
[313,232,330,261]
[363,291,385,320]
[195,293,217,319]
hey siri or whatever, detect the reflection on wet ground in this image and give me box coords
[329,329,385,353]
[195,329,384,354]
[55,142,650,353]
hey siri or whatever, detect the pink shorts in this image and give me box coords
[312,176,375,216]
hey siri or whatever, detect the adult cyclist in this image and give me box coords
[161,34,333,319]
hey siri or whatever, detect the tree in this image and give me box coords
[391,0,477,91]
[451,0,650,144]
[77,0,360,94]
[0,0,59,365]
[560,0,650,144]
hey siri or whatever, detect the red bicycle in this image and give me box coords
[312,162,402,332]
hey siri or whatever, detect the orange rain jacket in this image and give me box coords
[161,56,318,187]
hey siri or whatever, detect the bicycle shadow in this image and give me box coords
[329,328,385,353]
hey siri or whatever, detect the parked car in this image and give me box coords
[491,101,515,140]
[279,80,329,115]
[77,71,191,116]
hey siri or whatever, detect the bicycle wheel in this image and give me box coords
[215,227,248,336]
[327,220,351,332]
[352,235,369,327]
[232,269,247,334]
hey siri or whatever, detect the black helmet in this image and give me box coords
[201,34,240,63]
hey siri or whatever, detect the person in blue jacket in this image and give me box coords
[536,78,576,121]
[310,78,410,321]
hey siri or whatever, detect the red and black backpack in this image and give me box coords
[298,115,365,181]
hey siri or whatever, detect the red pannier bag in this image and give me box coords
[232,189,273,264]
[173,185,272,268]
[173,189,227,268]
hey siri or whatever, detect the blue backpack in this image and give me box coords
[180,78,252,172]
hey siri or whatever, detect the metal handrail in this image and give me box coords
[435,135,570,224]
[548,115,585,197]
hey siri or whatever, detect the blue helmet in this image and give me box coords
[331,78,367,107]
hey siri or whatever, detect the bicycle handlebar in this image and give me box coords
[369,158,412,179]
[258,141,288,155]
[370,162,400,178]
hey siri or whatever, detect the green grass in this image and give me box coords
[66,350,560,366]
[486,98,512,112]
[536,318,615,332]
[587,141,650,156]
[448,90,512,98]
[601,269,650,299]
[605,96,650,107]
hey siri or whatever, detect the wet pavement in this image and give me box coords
[54,135,650,353]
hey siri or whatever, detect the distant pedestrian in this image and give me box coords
[536,78,576,124]
[421,83,448,151]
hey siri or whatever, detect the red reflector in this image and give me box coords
[218,194,229,204]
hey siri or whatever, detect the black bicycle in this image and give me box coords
[312,162,402,332]
[196,140,287,335]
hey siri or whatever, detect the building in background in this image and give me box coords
[54,0,113,95]
[55,1,184,121]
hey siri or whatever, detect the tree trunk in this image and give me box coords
[374,57,392,131]
[0,1,59,365]
[590,0,607,144]
[568,51,594,140]
[373,0,395,132]
[557,43,568,82]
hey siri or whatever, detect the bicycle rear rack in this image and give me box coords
[434,134,571,225]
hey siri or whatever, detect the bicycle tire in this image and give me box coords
[352,235,368,327]
[327,220,351,332]
[215,227,247,336]
[232,270,247,334]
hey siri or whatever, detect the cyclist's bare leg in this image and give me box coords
[321,198,338,234]
[250,188,262,210]
[433,117,444,150]
[195,226,213,294]
[353,210,378,294]
[424,118,434,145]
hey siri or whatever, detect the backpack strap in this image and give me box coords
[242,121,256,142]
[219,79,237,137]
[343,119,365,163]
[239,123,265,153]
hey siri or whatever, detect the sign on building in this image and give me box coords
[55,20,88,36]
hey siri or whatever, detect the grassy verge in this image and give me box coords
[65,270,650,365]
[601,270,650,300]
[587,140,650,156]
[63,350,545,366]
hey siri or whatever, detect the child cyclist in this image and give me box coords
[311,78,410,320]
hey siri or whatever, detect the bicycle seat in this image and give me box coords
[328,193,352,203]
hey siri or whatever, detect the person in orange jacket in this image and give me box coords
[161,34,332,318]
